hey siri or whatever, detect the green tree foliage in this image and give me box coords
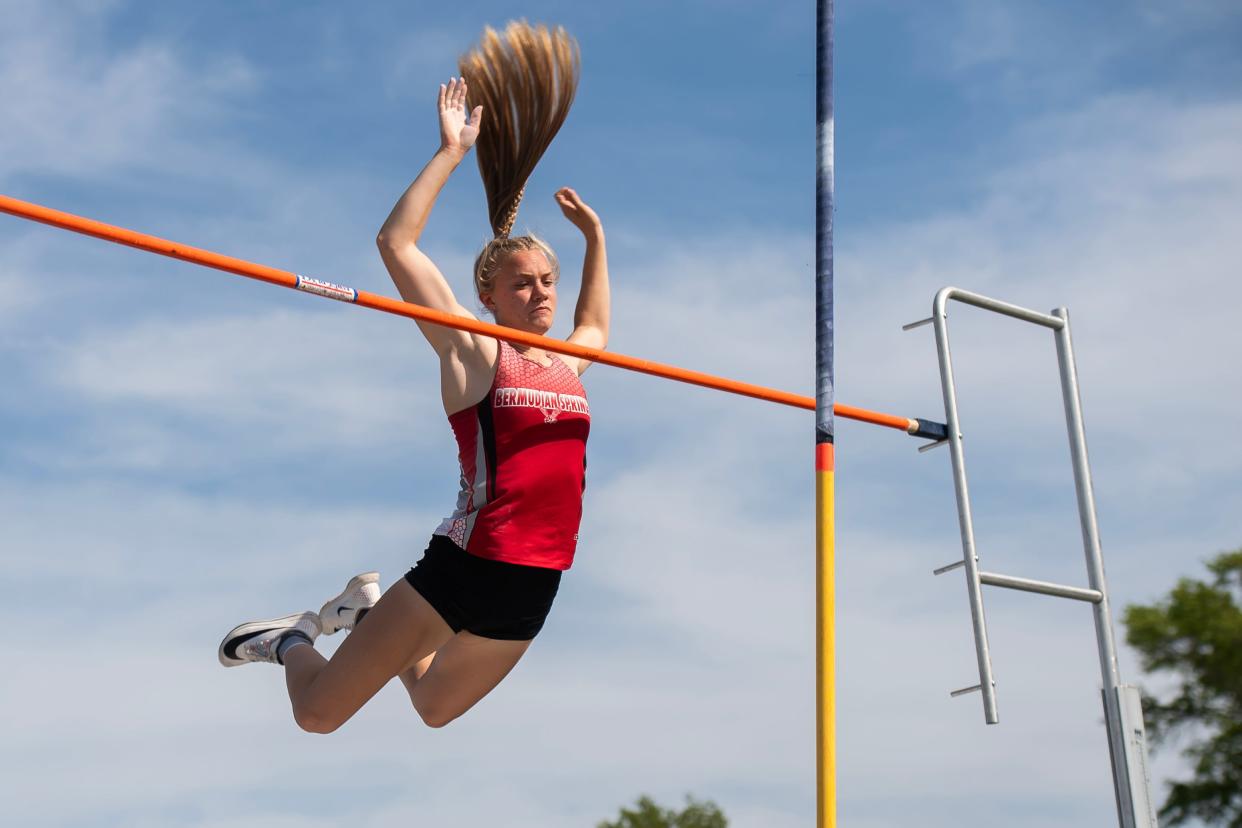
[597,795,728,828]
[1123,549,1242,827]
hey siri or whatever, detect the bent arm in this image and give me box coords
[567,225,610,372]
[378,79,488,360]
[555,187,610,374]
[376,146,470,301]
[376,146,480,355]
[377,146,464,250]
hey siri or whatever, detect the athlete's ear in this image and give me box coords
[480,292,495,312]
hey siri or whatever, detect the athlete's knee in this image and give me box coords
[414,697,461,729]
[292,695,345,734]
[293,706,341,734]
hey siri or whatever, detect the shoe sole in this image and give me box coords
[218,611,316,668]
[318,572,381,635]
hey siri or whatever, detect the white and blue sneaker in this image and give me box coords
[318,572,381,635]
[218,611,321,667]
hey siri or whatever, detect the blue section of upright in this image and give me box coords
[816,0,835,445]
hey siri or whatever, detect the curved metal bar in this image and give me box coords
[931,287,1000,724]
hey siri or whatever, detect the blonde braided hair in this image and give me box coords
[458,21,579,239]
[459,21,577,310]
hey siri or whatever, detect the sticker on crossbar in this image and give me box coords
[295,275,357,303]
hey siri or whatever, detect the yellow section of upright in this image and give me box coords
[816,445,836,828]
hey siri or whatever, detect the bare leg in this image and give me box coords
[283,644,328,705]
[282,578,455,733]
[399,631,533,728]
[396,651,438,697]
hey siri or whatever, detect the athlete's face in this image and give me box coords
[483,249,558,334]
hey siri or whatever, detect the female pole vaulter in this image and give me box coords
[218,22,609,733]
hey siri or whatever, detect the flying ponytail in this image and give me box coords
[459,20,580,239]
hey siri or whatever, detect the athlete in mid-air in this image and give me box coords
[218,22,607,732]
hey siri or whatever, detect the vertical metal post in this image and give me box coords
[1117,685,1160,827]
[922,290,1157,826]
[1052,308,1145,827]
[815,1,836,826]
[931,291,999,723]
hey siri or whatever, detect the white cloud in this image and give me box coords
[2,4,1240,826]
[0,0,258,182]
[1135,0,1242,30]
[43,308,440,461]
[383,26,474,100]
[0,243,44,322]
[830,90,1242,823]
[842,94,1242,500]
[10,81,1240,818]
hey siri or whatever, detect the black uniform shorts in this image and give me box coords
[404,534,562,641]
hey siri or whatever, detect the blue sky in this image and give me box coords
[2,1,1241,826]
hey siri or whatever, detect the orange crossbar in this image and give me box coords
[0,193,921,433]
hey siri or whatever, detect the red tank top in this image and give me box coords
[434,340,591,570]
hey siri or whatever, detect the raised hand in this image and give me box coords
[438,77,483,154]
[554,187,601,235]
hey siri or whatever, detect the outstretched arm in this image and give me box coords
[556,187,610,375]
[377,78,484,355]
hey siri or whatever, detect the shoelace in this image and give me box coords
[242,635,278,661]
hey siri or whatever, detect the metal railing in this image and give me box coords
[911,286,1158,828]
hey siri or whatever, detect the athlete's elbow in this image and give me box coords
[376,231,418,255]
